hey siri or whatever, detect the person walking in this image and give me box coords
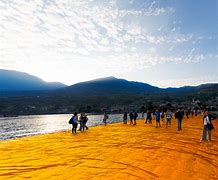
[165,109,173,128]
[123,112,128,124]
[142,112,145,119]
[201,110,216,142]
[185,110,190,119]
[155,109,161,128]
[129,112,134,125]
[79,113,88,132]
[84,114,89,130]
[152,111,156,121]
[69,112,78,134]
[79,113,85,132]
[133,111,138,125]
[175,108,183,131]
[161,111,165,123]
[103,111,109,126]
[145,111,152,124]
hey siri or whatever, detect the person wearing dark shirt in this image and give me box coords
[129,112,134,125]
[145,111,152,124]
[133,112,138,125]
[83,114,89,130]
[123,112,128,124]
[175,109,184,131]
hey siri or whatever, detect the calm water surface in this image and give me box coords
[0,114,127,140]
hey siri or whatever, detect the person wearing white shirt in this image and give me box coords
[201,110,216,141]
[166,109,173,128]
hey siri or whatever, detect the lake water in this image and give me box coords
[0,114,130,140]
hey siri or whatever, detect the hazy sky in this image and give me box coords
[0,0,217,87]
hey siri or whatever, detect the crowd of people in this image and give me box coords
[123,109,216,142]
[124,109,184,130]
[69,108,216,142]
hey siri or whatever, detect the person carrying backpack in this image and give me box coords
[69,112,78,134]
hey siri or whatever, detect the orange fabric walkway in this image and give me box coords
[0,116,218,179]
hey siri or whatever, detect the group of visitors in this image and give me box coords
[144,108,187,130]
[69,108,216,142]
[129,112,138,125]
[69,112,88,134]
[122,108,216,142]
[126,109,180,129]
[123,111,138,125]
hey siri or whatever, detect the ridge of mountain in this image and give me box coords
[0,69,66,91]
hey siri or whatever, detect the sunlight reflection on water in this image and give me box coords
[0,114,126,140]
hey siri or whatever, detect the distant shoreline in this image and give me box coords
[0,112,121,118]
[1,111,218,118]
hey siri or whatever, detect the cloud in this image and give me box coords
[0,0,216,85]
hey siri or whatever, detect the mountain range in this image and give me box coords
[1,69,217,93]
[62,76,218,94]
[0,69,217,115]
